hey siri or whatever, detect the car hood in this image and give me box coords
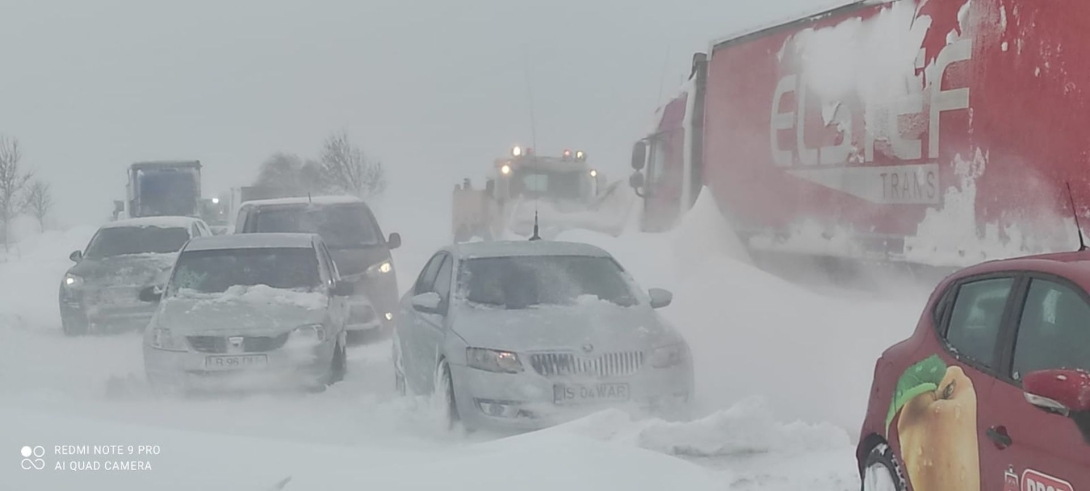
[329,246,390,277]
[154,285,328,335]
[451,301,681,353]
[68,254,177,288]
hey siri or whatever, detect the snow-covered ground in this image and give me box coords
[0,189,932,490]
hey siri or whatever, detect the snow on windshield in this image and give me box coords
[83,226,189,259]
[174,284,327,311]
[168,247,320,294]
[456,255,639,309]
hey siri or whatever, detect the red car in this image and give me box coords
[857,251,1090,491]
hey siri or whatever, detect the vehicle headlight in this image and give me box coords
[292,323,327,342]
[366,261,393,276]
[63,274,83,288]
[148,327,188,352]
[466,347,523,373]
[649,344,688,368]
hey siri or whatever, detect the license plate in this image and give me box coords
[203,355,268,371]
[553,383,630,405]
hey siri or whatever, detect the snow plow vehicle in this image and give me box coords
[453,146,634,242]
[630,0,1090,271]
[114,161,203,221]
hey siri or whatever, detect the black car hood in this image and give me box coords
[329,246,390,277]
[67,254,177,288]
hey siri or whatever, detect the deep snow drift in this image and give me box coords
[0,187,932,490]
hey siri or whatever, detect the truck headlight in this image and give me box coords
[63,274,83,288]
[466,348,523,373]
[650,345,688,368]
[148,328,188,352]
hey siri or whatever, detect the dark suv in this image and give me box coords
[234,196,400,342]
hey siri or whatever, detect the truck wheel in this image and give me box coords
[861,443,906,491]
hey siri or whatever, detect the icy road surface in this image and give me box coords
[0,191,929,490]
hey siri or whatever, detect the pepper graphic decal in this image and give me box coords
[886,355,981,491]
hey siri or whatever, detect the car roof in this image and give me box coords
[240,195,365,208]
[448,240,613,260]
[954,250,1090,286]
[101,216,202,229]
[182,233,318,252]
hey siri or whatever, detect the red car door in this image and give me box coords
[977,276,1090,490]
[887,275,1019,491]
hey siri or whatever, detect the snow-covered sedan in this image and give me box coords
[59,216,212,336]
[141,233,353,393]
[393,240,693,431]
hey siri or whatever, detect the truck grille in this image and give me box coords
[187,334,290,354]
[530,351,644,378]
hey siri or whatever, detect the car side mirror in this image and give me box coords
[69,250,83,262]
[411,292,442,314]
[1023,369,1090,416]
[631,140,647,170]
[387,232,402,250]
[138,285,163,303]
[331,281,354,297]
[648,288,673,309]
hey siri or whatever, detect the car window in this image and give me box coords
[944,277,1015,368]
[433,256,453,307]
[84,226,191,259]
[168,247,320,295]
[414,253,445,294]
[455,255,639,309]
[252,205,381,248]
[1011,279,1090,380]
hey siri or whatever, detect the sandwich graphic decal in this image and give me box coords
[886,355,981,491]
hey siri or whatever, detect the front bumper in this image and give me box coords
[346,275,397,331]
[142,338,336,392]
[449,361,694,431]
[59,288,156,333]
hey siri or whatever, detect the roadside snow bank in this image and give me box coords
[0,226,97,329]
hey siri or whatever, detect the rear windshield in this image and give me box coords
[456,255,638,309]
[168,248,320,294]
[250,204,381,248]
[84,226,190,259]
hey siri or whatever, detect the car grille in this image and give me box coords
[187,334,290,354]
[530,351,644,378]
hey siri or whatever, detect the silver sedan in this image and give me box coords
[393,240,694,431]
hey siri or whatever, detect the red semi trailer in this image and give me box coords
[630,0,1090,268]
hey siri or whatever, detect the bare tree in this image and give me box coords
[317,131,387,197]
[254,152,306,195]
[24,180,53,232]
[0,136,31,250]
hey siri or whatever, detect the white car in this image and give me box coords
[141,233,353,393]
[393,240,694,431]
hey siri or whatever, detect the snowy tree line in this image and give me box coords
[252,131,387,199]
[0,135,53,251]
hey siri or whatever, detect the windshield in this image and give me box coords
[510,169,587,201]
[84,226,190,259]
[456,255,639,309]
[252,205,381,248]
[168,248,320,294]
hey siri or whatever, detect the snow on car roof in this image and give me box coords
[452,240,612,260]
[183,233,318,252]
[240,195,364,208]
[101,216,202,229]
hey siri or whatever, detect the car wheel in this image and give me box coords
[434,361,459,429]
[61,314,88,337]
[861,443,906,491]
[329,341,347,385]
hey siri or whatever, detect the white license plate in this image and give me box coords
[553,383,630,404]
[203,355,268,371]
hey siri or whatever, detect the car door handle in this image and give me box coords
[987,426,1013,449]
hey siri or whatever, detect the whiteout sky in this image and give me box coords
[0,0,832,227]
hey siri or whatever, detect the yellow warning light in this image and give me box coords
[512,146,522,157]
[501,164,512,175]
[590,169,598,178]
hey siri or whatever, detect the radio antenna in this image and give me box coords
[1066,182,1087,251]
[529,206,541,241]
